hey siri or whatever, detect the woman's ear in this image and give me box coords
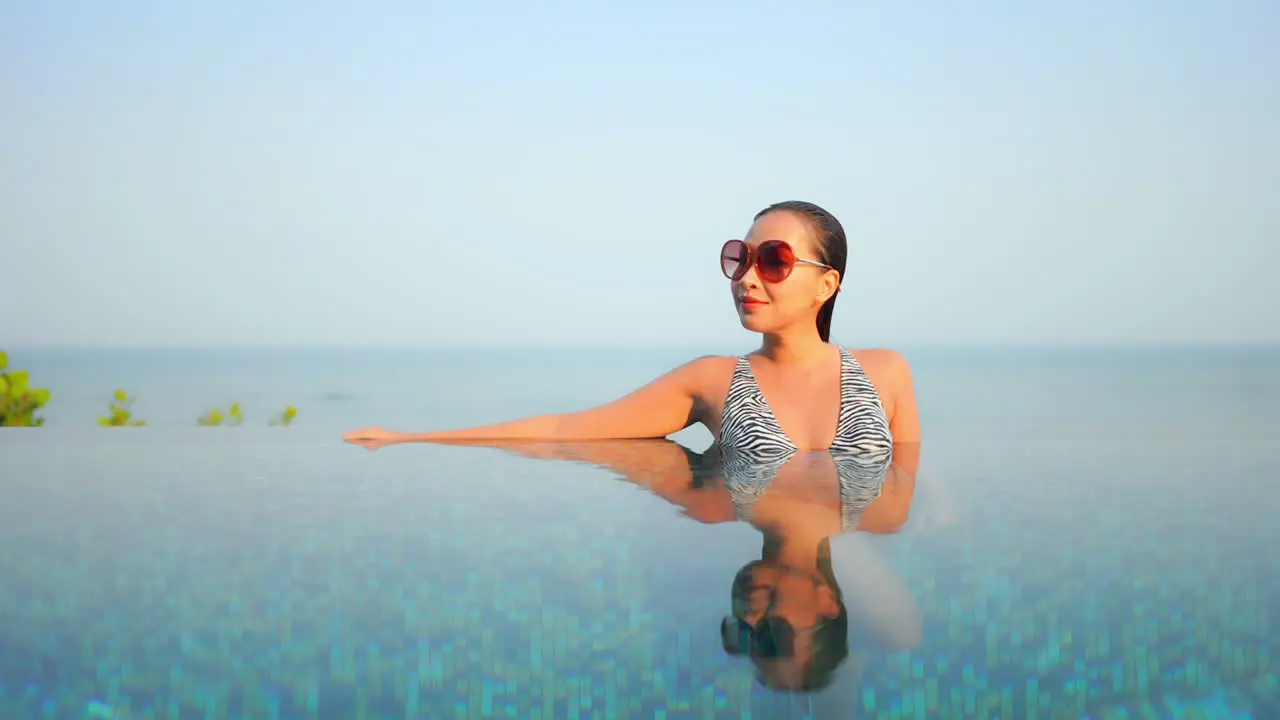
[818,270,841,304]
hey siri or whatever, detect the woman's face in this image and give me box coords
[735,560,840,631]
[727,211,839,335]
[728,560,842,689]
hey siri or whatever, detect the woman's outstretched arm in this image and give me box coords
[343,356,717,446]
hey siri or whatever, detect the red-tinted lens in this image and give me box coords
[720,240,750,280]
[755,241,796,283]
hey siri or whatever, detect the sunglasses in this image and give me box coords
[721,564,828,659]
[720,239,834,283]
[721,615,798,658]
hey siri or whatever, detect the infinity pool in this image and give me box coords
[1,423,1276,719]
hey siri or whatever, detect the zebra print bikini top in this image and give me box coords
[718,347,894,457]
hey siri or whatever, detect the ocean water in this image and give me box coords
[1,345,1278,719]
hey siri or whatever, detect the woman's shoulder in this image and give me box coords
[842,347,913,374]
[669,355,741,406]
[841,347,916,396]
[682,354,741,373]
[645,354,738,396]
[681,354,741,387]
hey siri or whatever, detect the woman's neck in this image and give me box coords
[760,326,831,367]
[764,528,826,577]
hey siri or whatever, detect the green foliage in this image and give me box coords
[0,350,52,427]
[269,405,298,426]
[200,402,297,427]
[198,401,244,426]
[0,350,300,428]
[99,389,145,427]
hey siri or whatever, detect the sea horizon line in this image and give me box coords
[4,341,1278,353]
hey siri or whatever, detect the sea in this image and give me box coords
[0,344,1277,719]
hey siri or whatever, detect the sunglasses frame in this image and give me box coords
[721,615,796,658]
[721,563,834,659]
[720,239,834,283]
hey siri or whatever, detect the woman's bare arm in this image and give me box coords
[344,356,717,444]
[878,350,921,444]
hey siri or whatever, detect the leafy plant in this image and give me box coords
[197,402,244,426]
[0,350,300,428]
[0,350,52,427]
[269,405,298,426]
[99,389,145,426]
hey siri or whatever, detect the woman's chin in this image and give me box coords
[737,314,776,334]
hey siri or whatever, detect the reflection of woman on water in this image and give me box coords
[705,443,922,693]
[710,445,897,691]
[471,438,925,694]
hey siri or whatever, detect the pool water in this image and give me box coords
[0,347,1277,718]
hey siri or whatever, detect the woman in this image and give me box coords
[343,200,920,450]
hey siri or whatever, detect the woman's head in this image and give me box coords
[720,201,848,342]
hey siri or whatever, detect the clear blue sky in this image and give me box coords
[3,0,1276,347]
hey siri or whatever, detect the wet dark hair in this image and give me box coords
[753,200,848,343]
[727,536,850,691]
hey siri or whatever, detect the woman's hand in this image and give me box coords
[342,426,405,450]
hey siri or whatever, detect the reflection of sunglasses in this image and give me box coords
[721,616,797,658]
[720,239,834,284]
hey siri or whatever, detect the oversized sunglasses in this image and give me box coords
[721,615,798,658]
[721,564,827,659]
[720,239,833,283]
